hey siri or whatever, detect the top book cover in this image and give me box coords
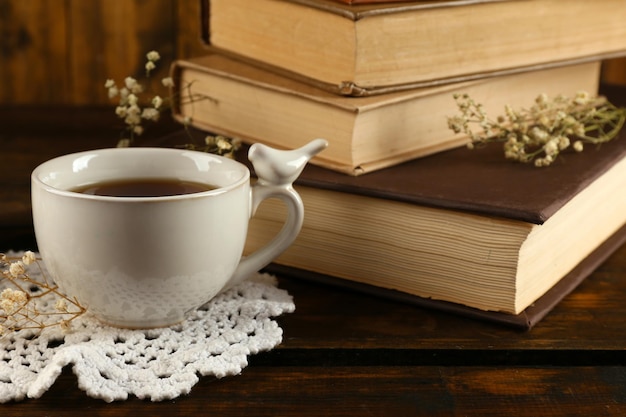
[202,0,626,96]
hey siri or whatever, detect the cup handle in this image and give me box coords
[225,138,327,289]
[226,182,304,289]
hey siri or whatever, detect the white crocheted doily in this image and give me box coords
[0,252,294,403]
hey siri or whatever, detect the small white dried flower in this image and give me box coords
[126,104,141,116]
[141,108,160,121]
[127,93,138,106]
[55,298,68,313]
[124,76,137,89]
[125,112,141,126]
[0,288,27,314]
[573,123,586,137]
[119,87,129,101]
[557,136,570,150]
[8,261,25,278]
[544,139,559,156]
[124,77,143,94]
[152,95,163,109]
[447,116,465,134]
[115,106,127,118]
[573,141,584,152]
[22,251,37,266]
[133,125,144,136]
[104,79,119,98]
[216,136,231,150]
[0,299,14,314]
[146,50,161,62]
[574,91,590,105]
[161,77,174,88]
[107,86,119,99]
[145,61,156,72]
[528,126,548,142]
[504,104,517,121]
[2,288,27,303]
[59,320,71,332]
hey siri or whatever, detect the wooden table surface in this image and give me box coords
[2,90,626,416]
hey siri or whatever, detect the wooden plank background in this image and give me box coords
[1,0,625,106]
[0,0,206,106]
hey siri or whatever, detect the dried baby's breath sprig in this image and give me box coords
[105,50,200,146]
[447,91,626,167]
[0,252,86,338]
[176,134,242,159]
[105,50,239,156]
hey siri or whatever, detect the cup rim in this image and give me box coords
[31,147,250,202]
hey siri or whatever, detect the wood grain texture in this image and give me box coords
[0,0,205,106]
[0,0,69,104]
[66,0,175,105]
[3,366,626,416]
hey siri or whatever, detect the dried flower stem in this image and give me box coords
[105,50,240,158]
[447,91,626,167]
[1,252,86,337]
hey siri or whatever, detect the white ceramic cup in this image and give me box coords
[31,141,326,328]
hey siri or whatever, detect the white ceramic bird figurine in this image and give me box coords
[248,139,328,186]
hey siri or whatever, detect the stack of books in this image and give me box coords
[174,0,626,175]
[170,0,626,328]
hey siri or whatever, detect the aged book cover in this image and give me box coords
[171,53,600,175]
[202,0,626,96]
[241,87,626,328]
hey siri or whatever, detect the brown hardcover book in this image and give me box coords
[171,53,601,175]
[242,87,626,329]
[202,0,626,96]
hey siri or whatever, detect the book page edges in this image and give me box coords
[516,153,626,312]
[266,216,626,330]
[263,217,626,329]
[203,47,625,97]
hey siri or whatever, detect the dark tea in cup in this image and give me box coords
[72,178,217,197]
